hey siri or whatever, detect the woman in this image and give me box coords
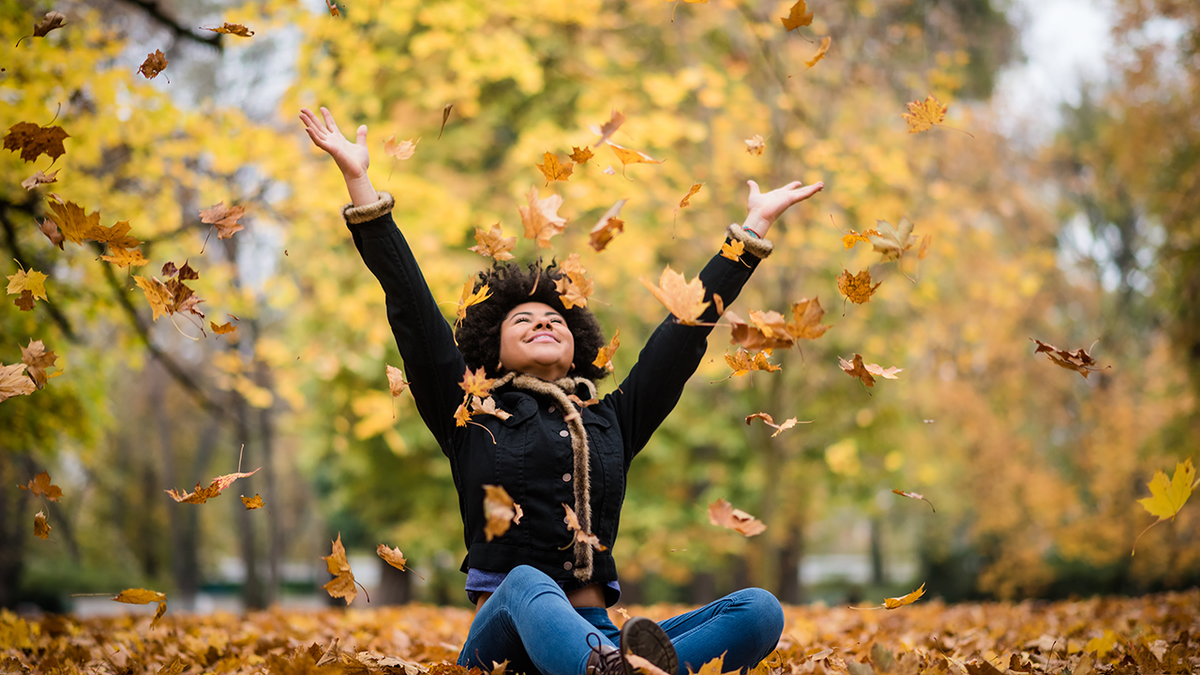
[300,106,823,675]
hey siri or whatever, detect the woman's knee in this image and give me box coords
[502,564,560,593]
[731,588,784,639]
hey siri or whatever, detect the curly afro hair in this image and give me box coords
[455,260,609,382]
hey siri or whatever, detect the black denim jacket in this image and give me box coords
[347,201,766,605]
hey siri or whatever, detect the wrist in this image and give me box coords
[741,212,771,238]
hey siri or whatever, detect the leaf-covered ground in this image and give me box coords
[2,588,1197,674]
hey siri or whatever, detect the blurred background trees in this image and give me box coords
[2,0,1196,611]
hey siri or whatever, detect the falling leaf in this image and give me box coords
[100,245,149,268]
[211,321,237,336]
[7,268,48,303]
[20,339,58,389]
[0,363,36,402]
[536,152,574,184]
[518,186,567,249]
[134,276,175,322]
[19,471,62,501]
[724,349,781,378]
[884,583,926,609]
[491,660,510,675]
[113,588,167,627]
[842,228,880,250]
[483,485,523,542]
[555,253,594,309]
[459,366,496,399]
[918,234,932,259]
[470,223,516,261]
[707,498,767,537]
[892,489,936,512]
[29,11,67,40]
[241,494,264,509]
[593,329,621,373]
[640,266,709,325]
[839,354,901,387]
[745,135,766,156]
[87,220,142,249]
[590,110,626,147]
[725,310,793,351]
[589,199,627,252]
[456,278,492,324]
[606,141,664,169]
[470,395,512,421]
[21,168,59,190]
[1132,459,1198,555]
[38,219,64,249]
[46,197,100,246]
[721,239,745,262]
[322,534,357,605]
[33,511,51,540]
[902,95,947,134]
[326,0,340,16]
[138,50,169,80]
[837,268,881,305]
[868,218,918,262]
[780,0,814,30]
[3,122,69,164]
[377,544,413,573]
[805,36,832,68]
[785,297,831,340]
[677,183,704,209]
[569,146,594,164]
[203,22,255,37]
[386,365,410,397]
[602,166,615,175]
[165,467,261,504]
[562,504,608,551]
[454,402,472,427]
[13,290,33,311]
[1030,338,1109,379]
[199,202,246,240]
[384,135,419,160]
[745,412,808,437]
[439,104,453,139]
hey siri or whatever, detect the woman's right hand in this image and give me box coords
[300,106,370,180]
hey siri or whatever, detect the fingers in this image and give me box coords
[790,182,824,202]
[321,106,341,135]
[747,179,761,198]
[356,124,369,147]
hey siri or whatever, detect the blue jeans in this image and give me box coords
[457,565,784,675]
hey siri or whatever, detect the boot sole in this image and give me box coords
[620,617,678,675]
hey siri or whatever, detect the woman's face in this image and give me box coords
[499,302,575,381]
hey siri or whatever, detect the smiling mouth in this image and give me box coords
[528,333,559,343]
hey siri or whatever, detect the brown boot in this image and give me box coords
[585,618,677,675]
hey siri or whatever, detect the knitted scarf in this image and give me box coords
[493,371,600,581]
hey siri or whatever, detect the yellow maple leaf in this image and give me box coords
[46,198,100,246]
[721,239,745,262]
[134,276,175,322]
[841,228,879,250]
[384,135,419,160]
[902,95,947,133]
[322,533,357,605]
[606,141,664,169]
[837,268,881,305]
[780,0,814,31]
[241,494,264,509]
[1132,459,1199,555]
[204,22,254,37]
[6,268,48,302]
[723,349,782,378]
[536,152,574,184]
[640,266,709,325]
[518,185,567,249]
[456,278,492,323]
[785,297,831,340]
[569,146,594,164]
[459,366,496,399]
[470,223,516,261]
[806,36,832,68]
[100,245,149,268]
[593,329,621,373]
[210,320,237,336]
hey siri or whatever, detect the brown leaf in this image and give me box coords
[326,0,340,16]
[589,199,627,252]
[1030,338,1108,379]
[87,220,142,249]
[518,185,567,249]
[780,0,814,30]
[536,152,574,184]
[0,363,36,402]
[785,297,831,340]
[725,310,794,351]
[469,395,512,421]
[590,110,626,147]
[839,354,901,387]
[138,50,169,80]
[707,498,767,537]
[837,268,881,305]
[469,223,516,261]
[100,245,149,268]
[569,146,594,164]
[745,412,808,437]
[892,489,936,512]
[20,339,58,389]
[204,22,255,37]
[3,122,69,164]
[439,104,453,139]
[198,202,246,239]
[322,533,357,605]
[20,169,59,191]
[38,219,64,249]
[377,544,410,572]
[47,198,99,245]
[724,348,781,378]
[483,485,522,542]
[241,494,264,509]
[32,11,67,38]
[386,365,410,398]
[134,276,175,322]
[19,471,63,501]
[13,290,34,311]
[165,467,260,504]
[744,135,765,156]
[640,266,709,325]
[554,254,593,309]
[33,511,51,540]
[562,504,607,551]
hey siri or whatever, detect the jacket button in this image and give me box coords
[559,429,569,438]
[563,561,573,571]
[562,473,571,482]
[548,405,556,413]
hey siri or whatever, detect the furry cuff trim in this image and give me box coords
[341,191,396,225]
[726,224,773,259]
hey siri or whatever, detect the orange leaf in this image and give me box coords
[593,328,621,373]
[720,239,745,262]
[211,320,237,336]
[134,276,175,322]
[470,223,516,261]
[87,220,142,249]
[555,253,594,309]
[19,471,62,501]
[383,135,419,160]
[725,310,793,351]
[241,494,264,509]
[321,533,357,605]
[639,266,709,325]
[902,95,947,133]
[780,0,814,30]
[536,152,574,184]
[518,185,567,249]
[724,349,781,378]
[589,199,627,252]
[459,366,496,399]
[33,510,51,540]
[569,146,594,164]
[883,582,926,609]
[165,467,260,504]
[841,228,879,250]
[100,245,149,268]
[707,498,766,537]
[805,37,831,68]
[377,544,411,572]
[204,22,255,37]
[606,141,664,168]
[744,135,765,156]
[198,202,246,240]
[785,297,831,340]
[837,268,881,305]
[3,122,69,164]
[677,183,704,210]
[483,485,523,541]
[839,353,901,387]
[456,278,492,323]
[46,198,100,246]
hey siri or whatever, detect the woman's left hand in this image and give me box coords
[742,179,824,237]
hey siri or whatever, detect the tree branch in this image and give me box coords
[0,200,80,343]
[116,0,225,50]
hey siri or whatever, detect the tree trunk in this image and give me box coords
[235,398,265,609]
[869,514,885,586]
[776,519,804,604]
[0,453,31,608]
[376,556,413,605]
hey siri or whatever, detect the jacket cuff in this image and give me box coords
[726,223,773,259]
[341,191,395,225]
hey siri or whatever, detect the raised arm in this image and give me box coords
[610,179,823,462]
[300,106,466,447]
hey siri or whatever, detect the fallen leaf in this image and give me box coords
[112,588,168,627]
[0,363,36,402]
[562,504,607,551]
[590,110,626,147]
[456,278,492,324]
[536,152,574,184]
[241,494,264,509]
[892,489,936,512]
[100,245,150,268]
[21,169,59,190]
[211,321,237,336]
[780,0,814,30]
[46,198,100,246]
[198,202,246,240]
[322,534,357,605]
[138,50,169,80]
[20,339,58,389]
[640,266,709,325]
[439,104,453,139]
[589,199,627,252]
[805,36,832,68]
[470,223,516,261]
[902,95,947,134]
[592,329,620,373]
[724,349,781,378]
[837,268,881,305]
[745,135,766,156]
[1030,338,1108,379]
[6,268,48,303]
[483,485,522,541]
[1132,459,1198,555]
[518,185,567,249]
[386,365,410,397]
[708,498,767,536]
[745,412,808,437]
[384,135,420,160]
[569,146,594,164]
[785,297,831,340]
[459,366,496,399]
[626,654,672,675]
[33,511,51,540]
[3,122,69,164]
[606,141,664,169]
[203,22,255,37]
